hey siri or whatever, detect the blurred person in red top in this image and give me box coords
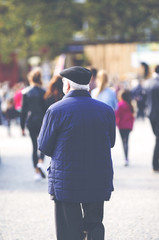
[115,90,135,166]
[13,82,24,122]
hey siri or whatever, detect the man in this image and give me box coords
[146,65,159,172]
[38,66,116,240]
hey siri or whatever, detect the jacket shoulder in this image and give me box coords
[47,98,65,112]
[93,98,114,112]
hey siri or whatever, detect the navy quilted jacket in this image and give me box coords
[38,90,116,203]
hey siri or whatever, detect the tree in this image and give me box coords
[0,0,84,62]
[85,0,159,42]
[1,0,159,63]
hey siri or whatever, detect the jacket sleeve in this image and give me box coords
[38,109,58,157]
[109,108,116,148]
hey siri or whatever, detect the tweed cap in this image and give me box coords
[60,66,92,85]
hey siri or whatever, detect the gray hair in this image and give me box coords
[63,77,89,91]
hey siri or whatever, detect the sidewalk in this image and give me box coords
[0,118,159,240]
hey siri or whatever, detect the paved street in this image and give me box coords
[0,118,159,240]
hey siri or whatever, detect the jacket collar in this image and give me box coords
[63,90,91,99]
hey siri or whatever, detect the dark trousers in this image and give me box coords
[119,129,131,160]
[54,201,104,240]
[150,119,159,170]
[28,127,45,168]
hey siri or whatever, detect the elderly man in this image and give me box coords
[38,66,116,240]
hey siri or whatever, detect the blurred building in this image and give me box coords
[0,54,18,87]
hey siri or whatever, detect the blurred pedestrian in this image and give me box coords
[0,97,2,125]
[131,80,147,120]
[38,66,116,240]
[91,69,117,110]
[20,67,46,180]
[43,75,64,109]
[0,82,15,127]
[145,65,159,172]
[89,67,97,93]
[115,90,135,166]
[13,82,24,123]
[139,62,150,80]
[5,97,17,136]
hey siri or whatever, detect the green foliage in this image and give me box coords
[85,0,159,42]
[1,0,159,63]
[0,0,83,62]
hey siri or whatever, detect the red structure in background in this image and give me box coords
[0,54,19,87]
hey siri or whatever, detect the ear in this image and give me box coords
[63,79,71,94]
[66,80,70,91]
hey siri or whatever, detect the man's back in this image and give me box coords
[38,90,115,203]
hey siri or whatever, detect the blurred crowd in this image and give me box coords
[0,63,150,130]
[0,62,159,179]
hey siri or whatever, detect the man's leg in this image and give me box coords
[119,129,130,165]
[28,128,38,168]
[150,119,159,170]
[123,129,131,161]
[82,202,104,240]
[54,201,84,240]
[153,136,159,170]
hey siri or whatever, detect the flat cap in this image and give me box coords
[60,66,92,85]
